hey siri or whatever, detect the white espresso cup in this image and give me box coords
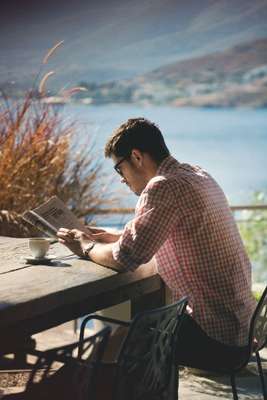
[29,238,50,259]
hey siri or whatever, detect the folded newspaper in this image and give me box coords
[22,196,87,238]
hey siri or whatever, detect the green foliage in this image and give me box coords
[252,291,263,302]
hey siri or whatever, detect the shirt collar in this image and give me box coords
[157,155,179,175]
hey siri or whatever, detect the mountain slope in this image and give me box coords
[73,38,267,108]
[144,38,267,82]
[130,38,267,107]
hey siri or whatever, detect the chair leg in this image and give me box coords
[230,373,238,400]
[77,317,89,357]
[256,351,267,400]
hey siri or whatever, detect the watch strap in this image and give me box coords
[83,241,96,258]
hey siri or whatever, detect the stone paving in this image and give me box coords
[179,361,266,399]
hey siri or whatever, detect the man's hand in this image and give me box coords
[85,226,121,243]
[57,227,124,271]
[57,228,93,258]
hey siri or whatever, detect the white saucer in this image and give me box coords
[25,256,54,264]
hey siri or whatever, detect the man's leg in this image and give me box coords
[176,315,248,371]
[101,326,129,362]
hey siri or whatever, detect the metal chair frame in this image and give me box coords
[79,297,188,400]
[248,285,267,400]
[196,286,267,400]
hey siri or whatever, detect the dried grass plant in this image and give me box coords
[0,42,109,237]
[0,95,109,236]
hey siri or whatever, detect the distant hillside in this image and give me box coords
[66,38,267,108]
[3,37,267,108]
[144,38,267,82]
[123,38,267,107]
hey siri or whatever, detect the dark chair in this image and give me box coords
[188,285,267,400]
[78,297,188,400]
[251,285,267,400]
[2,326,111,400]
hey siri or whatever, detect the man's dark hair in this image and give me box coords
[104,118,170,164]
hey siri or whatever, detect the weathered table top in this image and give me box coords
[0,236,163,351]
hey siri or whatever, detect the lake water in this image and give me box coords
[63,104,267,212]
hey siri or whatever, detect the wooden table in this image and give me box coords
[0,237,164,356]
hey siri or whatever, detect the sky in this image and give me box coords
[1,0,124,27]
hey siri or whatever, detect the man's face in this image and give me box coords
[112,152,147,196]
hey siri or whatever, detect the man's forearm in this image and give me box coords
[88,242,125,272]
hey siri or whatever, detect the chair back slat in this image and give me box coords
[115,297,188,400]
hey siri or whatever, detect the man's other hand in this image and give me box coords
[85,226,121,243]
[57,228,93,258]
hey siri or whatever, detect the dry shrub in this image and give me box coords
[0,94,108,237]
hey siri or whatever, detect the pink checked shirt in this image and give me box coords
[113,156,256,346]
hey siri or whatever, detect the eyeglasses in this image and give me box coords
[113,155,129,176]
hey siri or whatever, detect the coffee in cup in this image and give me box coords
[29,237,50,259]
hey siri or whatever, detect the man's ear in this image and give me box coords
[131,149,143,166]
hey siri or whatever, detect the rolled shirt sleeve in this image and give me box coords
[112,177,178,271]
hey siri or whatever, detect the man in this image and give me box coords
[57,117,255,370]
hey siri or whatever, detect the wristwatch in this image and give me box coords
[83,241,96,258]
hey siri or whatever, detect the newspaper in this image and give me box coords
[22,196,86,238]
